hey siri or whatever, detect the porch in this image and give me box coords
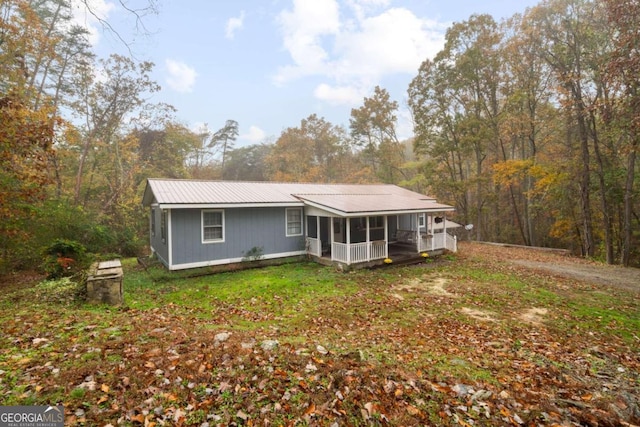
[305,213,458,267]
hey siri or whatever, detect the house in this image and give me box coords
[142,179,458,271]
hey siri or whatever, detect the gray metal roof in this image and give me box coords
[143,179,453,215]
[296,194,453,215]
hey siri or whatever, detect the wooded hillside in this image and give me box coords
[1,0,638,271]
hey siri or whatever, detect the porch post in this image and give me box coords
[366,216,371,261]
[316,216,321,256]
[443,215,448,252]
[384,216,388,258]
[431,213,435,251]
[415,213,420,253]
[330,217,335,261]
[346,217,351,264]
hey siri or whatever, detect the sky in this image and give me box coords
[84,0,541,147]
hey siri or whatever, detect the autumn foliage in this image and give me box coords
[0,0,639,271]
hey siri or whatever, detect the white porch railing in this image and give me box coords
[446,233,458,252]
[306,237,321,257]
[417,232,457,253]
[332,241,387,265]
[316,233,456,265]
[332,242,348,263]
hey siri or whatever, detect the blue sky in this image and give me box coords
[87,0,540,147]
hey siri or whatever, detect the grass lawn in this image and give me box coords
[0,243,638,426]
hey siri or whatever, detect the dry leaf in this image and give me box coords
[130,413,145,424]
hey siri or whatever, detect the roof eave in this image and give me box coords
[301,199,455,217]
[156,202,305,210]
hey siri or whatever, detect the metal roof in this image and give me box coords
[143,179,453,215]
[296,194,453,215]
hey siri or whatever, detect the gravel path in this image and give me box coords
[461,241,640,293]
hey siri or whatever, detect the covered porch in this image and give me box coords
[305,212,458,267]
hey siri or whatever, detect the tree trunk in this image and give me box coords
[590,112,614,264]
[622,146,637,266]
[573,83,595,257]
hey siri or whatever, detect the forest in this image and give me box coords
[1,0,638,272]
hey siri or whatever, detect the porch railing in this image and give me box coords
[332,241,387,265]
[306,237,321,257]
[417,232,457,253]
[446,233,458,252]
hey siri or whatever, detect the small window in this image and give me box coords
[286,208,303,236]
[151,208,156,237]
[161,210,167,243]
[419,213,425,228]
[203,210,224,243]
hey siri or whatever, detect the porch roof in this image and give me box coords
[296,193,454,217]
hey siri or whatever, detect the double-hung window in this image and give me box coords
[286,208,303,236]
[150,208,156,237]
[202,210,224,243]
[160,210,167,243]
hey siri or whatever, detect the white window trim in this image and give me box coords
[419,213,425,228]
[202,209,225,244]
[286,207,303,237]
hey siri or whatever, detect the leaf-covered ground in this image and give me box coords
[1,242,638,426]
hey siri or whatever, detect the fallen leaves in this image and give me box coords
[0,245,638,426]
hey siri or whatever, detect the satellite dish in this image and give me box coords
[465,224,474,231]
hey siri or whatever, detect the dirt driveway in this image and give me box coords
[460,241,640,293]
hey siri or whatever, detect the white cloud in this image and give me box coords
[334,8,444,78]
[165,59,197,93]
[241,125,267,143]
[314,83,363,105]
[396,106,415,141]
[345,0,390,22]
[274,1,446,106]
[225,11,246,39]
[69,0,115,45]
[274,0,341,84]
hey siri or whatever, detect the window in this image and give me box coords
[286,208,303,236]
[160,210,167,243]
[151,208,156,237]
[202,210,224,243]
[419,213,425,228]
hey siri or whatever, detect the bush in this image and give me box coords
[42,239,89,278]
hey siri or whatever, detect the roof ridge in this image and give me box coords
[149,178,394,186]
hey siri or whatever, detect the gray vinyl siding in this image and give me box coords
[149,206,170,266]
[170,207,305,266]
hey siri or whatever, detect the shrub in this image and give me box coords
[42,239,89,278]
